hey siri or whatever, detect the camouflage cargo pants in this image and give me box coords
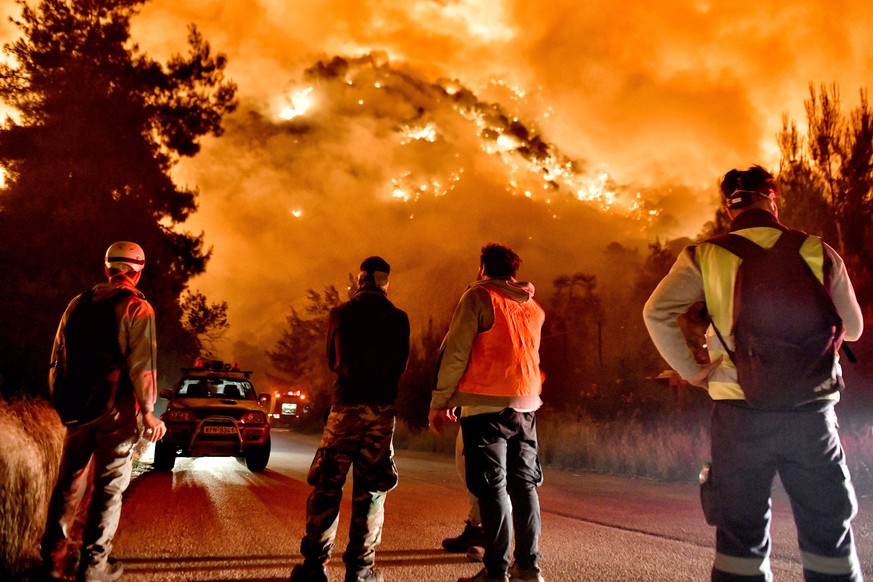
[300,404,398,575]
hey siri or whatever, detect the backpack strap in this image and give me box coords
[706,232,764,260]
[772,229,808,253]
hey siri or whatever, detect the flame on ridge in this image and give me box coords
[278,53,661,222]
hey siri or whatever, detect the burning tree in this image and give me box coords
[0,0,237,395]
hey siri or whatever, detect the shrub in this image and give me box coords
[0,396,64,578]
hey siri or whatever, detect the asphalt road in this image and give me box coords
[114,429,873,581]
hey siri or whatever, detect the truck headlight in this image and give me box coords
[241,411,266,424]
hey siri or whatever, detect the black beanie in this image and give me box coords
[360,256,390,274]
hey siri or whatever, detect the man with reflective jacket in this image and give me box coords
[430,243,546,582]
[643,166,864,581]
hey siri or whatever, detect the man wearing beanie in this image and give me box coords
[290,256,410,582]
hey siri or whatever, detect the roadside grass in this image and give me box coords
[394,408,873,493]
[392,411,711,483]
[0,396,64,579]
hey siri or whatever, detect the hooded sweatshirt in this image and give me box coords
[431,277,545,412]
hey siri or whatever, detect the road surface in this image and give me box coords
[114,429,873,581]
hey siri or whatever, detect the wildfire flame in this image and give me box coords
[279,87,315,120]
[276,54,661,223]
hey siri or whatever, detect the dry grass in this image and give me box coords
[0,395,64,578]
[393,413,711,482]
[536,413,711,482]
[393,419,457,455]
[280,414,712,482]
[395,409,873,493]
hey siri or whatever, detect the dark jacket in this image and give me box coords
[326,285,410,406]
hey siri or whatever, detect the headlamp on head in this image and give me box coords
[725,189,775,210]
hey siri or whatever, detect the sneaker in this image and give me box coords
[345,566,384,582]
[465,546,485,562]
[77,558,123,582]
[442,520,485,552]
[458,568,509,582]
[508,562,544,582]
[289,562,329,582]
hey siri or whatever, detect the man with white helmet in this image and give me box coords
[41,241,166,582]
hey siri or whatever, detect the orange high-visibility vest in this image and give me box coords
[457,287,545,397]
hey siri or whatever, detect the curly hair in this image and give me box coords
[480,243,521,278]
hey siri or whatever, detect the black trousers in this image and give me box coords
[708,401,861,582]
[461,409,543,577]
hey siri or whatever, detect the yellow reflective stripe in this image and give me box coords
[707,381,744,401]
[800,550,860,576]
[699,243,741,336]
[714,552,770,576]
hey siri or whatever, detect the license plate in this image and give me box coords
[203,426,236,435]
[281,403,298,415]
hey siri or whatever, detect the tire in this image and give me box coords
[153,439,176,471]
[245,436,271,472]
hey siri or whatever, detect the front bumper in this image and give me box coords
[164,415,269,457]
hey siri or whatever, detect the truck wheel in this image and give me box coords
[154,439,176,471]
[245,437,271,472]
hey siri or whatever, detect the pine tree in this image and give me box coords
[0,0,237,396]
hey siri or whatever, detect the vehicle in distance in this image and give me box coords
[260,389,311,427]
[155,360,271,472]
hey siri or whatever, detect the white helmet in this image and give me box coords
[104,241,145,273]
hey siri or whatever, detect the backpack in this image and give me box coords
[51,289,132,426]
[707,230,844,409]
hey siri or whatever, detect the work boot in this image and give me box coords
[43,554,78,580]
[442,520,485,552]
[508,562,545,582]
[466,546,485,562]
[43,561,68,581]
[345,566,384,581]
[458,568,509,582]
[77,557,123,582]
[289,562,329,582]
[42,541,77,580]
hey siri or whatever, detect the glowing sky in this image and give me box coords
[3,0,873,370]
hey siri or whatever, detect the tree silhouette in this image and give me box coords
[267,286,342,400]
[0,0,237,396]
[777,84,873,307]
[180,291,230,359]
[396,317,445,428]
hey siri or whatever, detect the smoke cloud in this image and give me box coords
[3,0,872,374]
